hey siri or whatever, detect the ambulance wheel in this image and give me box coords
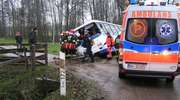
[119,64,126,78]
[166,76,175,83]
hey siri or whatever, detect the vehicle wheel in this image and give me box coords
[166,76,175,83]
[119,64,126,78]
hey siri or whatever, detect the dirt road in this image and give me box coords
[66,57,180,100]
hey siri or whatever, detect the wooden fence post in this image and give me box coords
[30,44,36,70]
[59,51,66,96]
[24,47,28,69]
[45,44,48,65]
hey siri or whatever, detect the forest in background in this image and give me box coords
[0,0,126,42]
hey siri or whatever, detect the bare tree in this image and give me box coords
[0,0,126,41]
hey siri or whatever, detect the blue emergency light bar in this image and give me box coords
[129,0,138,5]
[129,0,169,6]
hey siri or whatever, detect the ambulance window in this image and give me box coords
[126,18,178,45]
[156,20,178,45]
[126,19,148,44]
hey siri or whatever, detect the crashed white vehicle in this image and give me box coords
[74,20,121,55]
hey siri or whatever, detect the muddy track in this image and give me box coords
[65,57,180,100]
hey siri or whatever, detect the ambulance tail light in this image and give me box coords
[178,54,180,64]
[178,47,180,64]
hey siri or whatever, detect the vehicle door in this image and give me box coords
[148,19,179,72]
[124,18,150,71]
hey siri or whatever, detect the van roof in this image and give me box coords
[127,5,179,12]
[74,20,121,31]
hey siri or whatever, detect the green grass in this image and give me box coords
[48,43,60,55]
[0,65,73,100]
[0,38,28,44]
[0,64,98,100]
[0,38,16,43]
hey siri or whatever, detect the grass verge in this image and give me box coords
[48,43,60,55]
[0,38,16,44]
[0,64,106,100]
[0,65,68,100]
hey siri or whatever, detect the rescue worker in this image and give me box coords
[28,27,38,54]
[15,31,23,49]
[105,32,114,59]
[82,31,94,63]
[72,34,79,54]
[59,32,64,51]
[28,27,37,45]
[65,31,71,55]
[67,33,77,55]
[60,31,69,55]
[78,32,85,46]
[68,30,74,55]
[28,27,38,67]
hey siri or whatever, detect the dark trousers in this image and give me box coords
[16,36,23,48]
[29,43,36,57]
[83,47,94,62]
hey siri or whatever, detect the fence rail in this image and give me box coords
[0,43,48,69]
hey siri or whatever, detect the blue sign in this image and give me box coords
[160,24,173,39]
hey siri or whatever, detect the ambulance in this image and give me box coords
[118,0,180,82]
